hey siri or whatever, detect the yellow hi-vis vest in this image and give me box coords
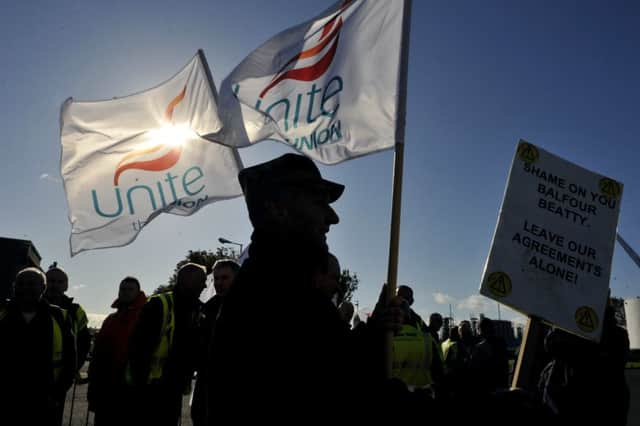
[441,338,458,374]
[0,304,67,384]
[442,338,458,361]
[71,304,88,336]
[391,324,434,388]
[51,307,67,383]
[148,292,175,383]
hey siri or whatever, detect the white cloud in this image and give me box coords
[500,305,527,325]
[71,284,86,291]
[508,314,528,325]
[432,292,456,305]
[457,294,493,312]
[40,173,62,183]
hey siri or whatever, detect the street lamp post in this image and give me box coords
[218,237,243,256]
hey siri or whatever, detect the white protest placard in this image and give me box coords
[480,140,623,341]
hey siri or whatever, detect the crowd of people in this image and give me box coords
[0,154,632,425]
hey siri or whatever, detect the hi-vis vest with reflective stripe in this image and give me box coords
[71,304,88,336]
[148,292,176,383]
[442,338,458,361]
[0,304,67,384]
[391,323,434,388]
[441,338,459,374]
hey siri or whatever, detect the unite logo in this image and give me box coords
[237,0,355,151]
[114,86,186,185]
[258,0,352,99]
[91,86,210,224]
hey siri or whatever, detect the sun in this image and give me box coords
[145,124,196,148]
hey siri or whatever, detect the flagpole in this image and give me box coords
[197,49,219,102]
[198,49,245,169]
[384,0,412,379]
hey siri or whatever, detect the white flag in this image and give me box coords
[210,0,406,164]
[61,52,243,256]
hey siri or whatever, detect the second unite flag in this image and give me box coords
[209,0,407,165]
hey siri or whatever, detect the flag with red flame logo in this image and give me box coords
[60,52,243,256]
[209,0,407,165]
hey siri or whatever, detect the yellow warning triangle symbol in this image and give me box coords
[604,181,619,197]
[490,277,507,295]
[521,147,535,162]
[577,310,595,329]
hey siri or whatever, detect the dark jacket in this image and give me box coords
[538,322,630,425]
[191,295,224,426]
[0,299,76,425]
[205,230,383,422]
[470,335,510,392]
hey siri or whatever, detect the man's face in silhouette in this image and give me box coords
[176,265,207,305]
[430,313,443,332]
[45,268,68,296]
[272,185,340,252]
[14,270,45,311]
[397,286,414,306]
[459,321,472,340]
[313,254,341,300]
[118,279,140,305]
[213,265,236,297]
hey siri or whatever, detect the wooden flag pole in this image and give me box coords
[197,49,245,169]
[197,49,219,102]
[384,0,413,379]
[511,316,549,390]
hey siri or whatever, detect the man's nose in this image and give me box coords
[326,205,339,225]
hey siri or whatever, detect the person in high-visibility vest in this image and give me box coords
[392,285,442,394]
[45,264,91,370]
[0,267,76,426]
[45,264,90,425]
[127,262,206,426]
[442,326,463,373]
[440,325,469,398]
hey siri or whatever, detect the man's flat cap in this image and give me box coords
[238,154,344,203]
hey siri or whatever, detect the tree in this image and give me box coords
[153,247,237,295]
[338,269,359,304]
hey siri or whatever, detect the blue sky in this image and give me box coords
[1,0,639,326]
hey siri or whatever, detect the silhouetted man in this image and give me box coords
[205,154,404,423]
[45,265,90,370]
[470,317,509,393]
[128,263,206,426]
[0,268,75,426]
[427,312,443,344]
[191,259,240,426]
[395,285,443,391]
[88,276,146,426]
[312,252,341,304]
